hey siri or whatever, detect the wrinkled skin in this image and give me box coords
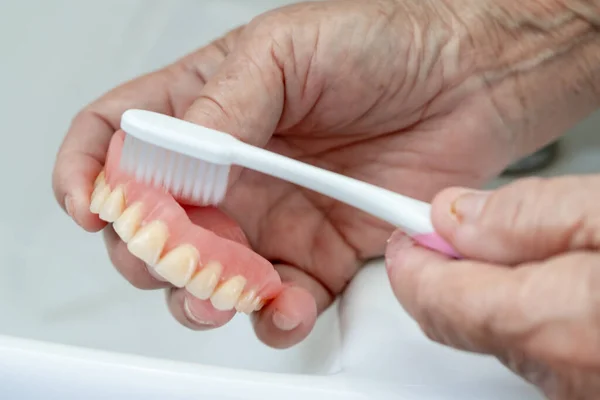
[387,175,600,399]
[52,0,600,396]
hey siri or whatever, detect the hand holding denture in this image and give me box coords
[386,176,600,399]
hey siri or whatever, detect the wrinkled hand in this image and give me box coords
[52,0,598,349]
[386,175,600,399]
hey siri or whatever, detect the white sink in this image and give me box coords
[1,0,598,398]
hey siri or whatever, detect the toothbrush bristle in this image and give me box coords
[119,133,230,205]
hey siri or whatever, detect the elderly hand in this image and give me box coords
[52,0,600,350]
[386,175,600,399]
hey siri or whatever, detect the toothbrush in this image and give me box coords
[118,109,461,258]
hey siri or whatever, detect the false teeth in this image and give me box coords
[154,244,199,287]
[99,186,125,222]
[127,220,169,265]
[113,202,144,242]
[186,261,222,300]
[210,276,246,311]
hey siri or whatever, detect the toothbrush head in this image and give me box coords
[118,109,237,205]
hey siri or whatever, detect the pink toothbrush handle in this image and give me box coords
[412,232,461,259]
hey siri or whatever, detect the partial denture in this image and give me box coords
[89,166,268,314]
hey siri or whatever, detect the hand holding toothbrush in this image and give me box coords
[52,0,599,359]
[386,175,600,400]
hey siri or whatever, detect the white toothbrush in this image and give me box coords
[118,109,461,258]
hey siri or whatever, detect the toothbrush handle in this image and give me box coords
[412,232,461,259]
[234,143,461,258]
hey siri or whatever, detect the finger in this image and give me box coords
[181,20,289,190]
[384,229,520,354]
[167,287,235,330]
[251,284,317,349]
[166,263,326,337]
[183,21,284,144]
[53,72,182,232]
[250,264,329,349]
[430,175,600,264]
[52,35,235,232]
[385,230,600,366]
[102,225,170,290]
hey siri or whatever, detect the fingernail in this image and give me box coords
[451,190,489,223]
[64,194,76,219]
[387,231,415,250]
[272,311,300,331]
[183,297,216,326]
[385,231,415,271]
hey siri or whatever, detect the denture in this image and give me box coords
[88,130,281,314]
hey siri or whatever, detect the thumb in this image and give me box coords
[182,25,284,153]
[430,175,600,264]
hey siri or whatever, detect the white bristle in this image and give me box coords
[119,134,231,205]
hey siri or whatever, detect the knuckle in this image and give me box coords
[69,106,102,134]
[507,177,547,229]
[67,109,87,131]
[482,176,549,234]
[71,107,90,126]
[245,8,292,46]
[484,175,595,252]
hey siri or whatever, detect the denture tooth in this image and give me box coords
[235,289,257,314]
[154,244,199,288]
[126,220,169,265]
[94,170,105,187]
[113,202,143,242]
[251,297,264,312]
[210,276,247,311]
[185,261,222,300]
[98,186,125,222]
[89,181,111,214]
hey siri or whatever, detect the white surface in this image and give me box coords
[0,0,598,399]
